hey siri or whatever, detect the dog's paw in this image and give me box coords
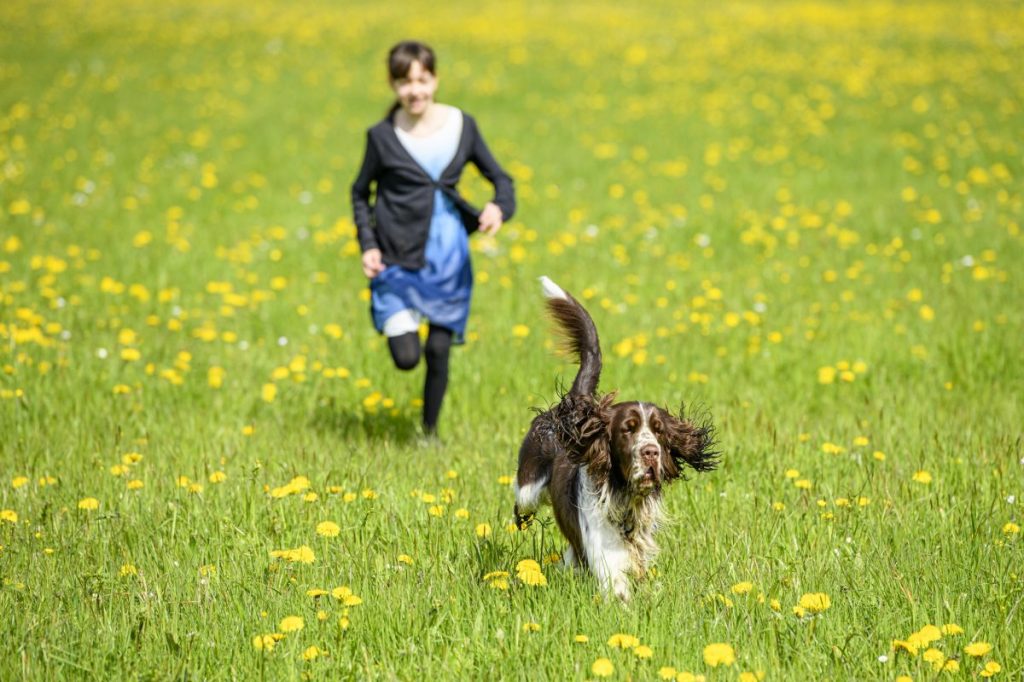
[612,577,631,603]
[513,505,536,530]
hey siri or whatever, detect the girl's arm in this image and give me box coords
[351,131,381,253]
[467,118,516,224]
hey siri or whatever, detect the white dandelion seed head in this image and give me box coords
[753,301,767,313]
[696,233,711,247]
[960,254,974,267]
[1008,495,1016,504]
[878,655,888,663]
[238,340,249,351]
[97,348,108,359]
[277,336,288,347]
[298,191,312,205]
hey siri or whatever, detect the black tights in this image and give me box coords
[387,325,452,434]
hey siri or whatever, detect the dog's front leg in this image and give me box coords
[579,511,632,601]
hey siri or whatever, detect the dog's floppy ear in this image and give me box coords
[554,392,615,470]
[661,405,718,476]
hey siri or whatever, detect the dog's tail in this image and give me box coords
[539,276,602,397]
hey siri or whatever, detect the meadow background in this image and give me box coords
[1,0,1022,679]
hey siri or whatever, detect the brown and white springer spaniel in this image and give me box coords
[514,277,718,601]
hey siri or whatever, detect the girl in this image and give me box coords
[351,40,516,438]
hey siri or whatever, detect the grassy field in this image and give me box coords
[2,0,1023,679]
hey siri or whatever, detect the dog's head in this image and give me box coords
[569,397,718,496]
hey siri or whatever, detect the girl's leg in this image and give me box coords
[422,324,452,434]
[383,309,422,370]
[387,332,420,371]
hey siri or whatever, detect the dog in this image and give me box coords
[514,276,718,601]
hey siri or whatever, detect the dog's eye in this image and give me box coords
[623,420,637,432]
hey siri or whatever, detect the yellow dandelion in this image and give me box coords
[1003,522,1020,535]
[964,642,992,657]
[252,634,276,651]
[261,383,277,402]
[798,592,831,614]
[912,470,933,484]
[1,510,17,524]
[981,661,1002,678]
[634,644,653,659]
[77,497,100,511]
[208,471,227,484]
[731,581,754,595]
[591,658,614,677]
[279,616,304,633]
[269,546,315,564]
[574,634,589,643]
[522,622,541,633]
[397,554,414,565]
[301,646,322,661]
[703,642,736,667]
[607,633,640,649]
[316,521,341,537]
[475,523,492,538]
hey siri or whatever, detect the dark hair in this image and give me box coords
[386,40,436,118]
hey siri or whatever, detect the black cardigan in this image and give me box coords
[351,110,516,270]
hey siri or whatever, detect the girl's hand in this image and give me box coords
[362,248,386,278]
[478,202,504,235]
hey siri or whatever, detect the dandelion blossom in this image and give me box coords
[270,546,315,564]
[316,521,341,537]
[279,616,304,632]
[252,634,277,651]
[912,470,932,484]
[77,497,100,511]
[703,642,736,667]
[964,642,992,657]
[798,592,831,614]
[981,661,1002,677]
[607,633,640,649]
[0,510,17,524]
[591,658,614,677]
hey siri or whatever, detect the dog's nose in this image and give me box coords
[640,444,660,461]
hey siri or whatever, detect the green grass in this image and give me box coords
[1,0,1022,679]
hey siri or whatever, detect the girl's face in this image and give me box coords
[390,60,437,117]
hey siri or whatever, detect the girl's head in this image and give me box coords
[387,40,437,118]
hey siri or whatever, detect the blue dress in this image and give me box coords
[370,111,472,345]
